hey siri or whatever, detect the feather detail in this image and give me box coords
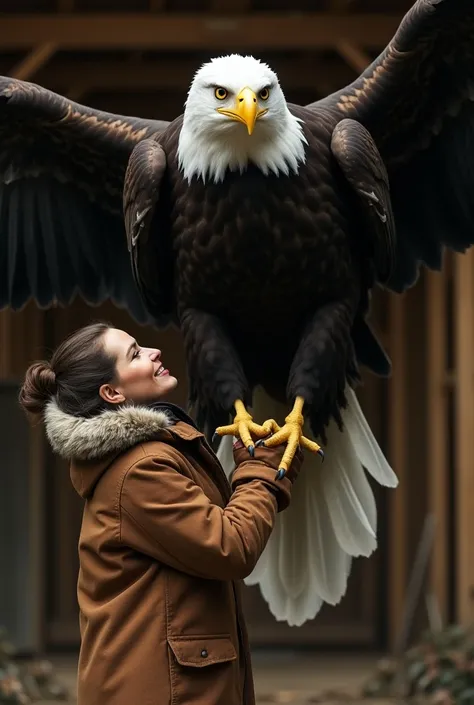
[343,386,399,488]
[217,384,397,626]
[321,428,377,558]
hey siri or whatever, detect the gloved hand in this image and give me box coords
[231,437,304,511]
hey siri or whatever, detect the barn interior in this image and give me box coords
[0,0,473,701]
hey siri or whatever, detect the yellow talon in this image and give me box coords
[215,399,280,455]
[261,396,324,478]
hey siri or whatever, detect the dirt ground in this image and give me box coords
[47,651,405,704]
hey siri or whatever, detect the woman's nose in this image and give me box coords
[150,348,161,360]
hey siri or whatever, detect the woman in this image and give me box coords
[19,321,302,705]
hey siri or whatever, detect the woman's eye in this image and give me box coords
[259,87,270,101]
[133,350,141,359]
[215,87,228,100]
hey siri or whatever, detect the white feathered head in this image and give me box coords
[178,54,307,183]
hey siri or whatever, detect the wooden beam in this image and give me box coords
[35,57,354,92]
[426,269,449,625]
[10,42,57,82]
[335,39,371,73]
[454,250,474,626]
[0,14,402,51]
[211,0,252,13]
[328,0,354,12]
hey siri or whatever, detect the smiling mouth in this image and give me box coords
[155,364,169,377]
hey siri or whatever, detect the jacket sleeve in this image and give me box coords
[119,447,291,581]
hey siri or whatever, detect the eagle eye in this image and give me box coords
[215,87,228,100]
[259,87,270,101]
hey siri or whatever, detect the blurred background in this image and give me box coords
[0,0,473,702]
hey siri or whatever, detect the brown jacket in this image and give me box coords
[44,402,296,705]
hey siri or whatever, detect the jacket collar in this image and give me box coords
[151,401,200,431]
[44,399,203,462]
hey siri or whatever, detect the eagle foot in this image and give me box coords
[256,396,324,479]
[215,400,280,456]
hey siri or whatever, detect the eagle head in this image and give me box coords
[177,54,308,184]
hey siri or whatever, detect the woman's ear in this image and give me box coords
[99,384,126,405]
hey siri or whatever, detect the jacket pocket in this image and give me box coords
[167,635,238,704]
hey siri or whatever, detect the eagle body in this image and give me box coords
[172,110,356,316]
[145,106,367,434]
[2,0,474,625]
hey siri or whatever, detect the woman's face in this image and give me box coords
[99,328,178,406]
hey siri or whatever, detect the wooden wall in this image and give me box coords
[382,252,474,644]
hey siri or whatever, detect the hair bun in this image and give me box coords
[19,361,57,416]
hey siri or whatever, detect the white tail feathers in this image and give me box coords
[217,385,398,627]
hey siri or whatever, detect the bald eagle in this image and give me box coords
[1,0,473,625]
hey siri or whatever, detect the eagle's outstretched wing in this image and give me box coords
[315,0,474,292]
[0,76,170,322]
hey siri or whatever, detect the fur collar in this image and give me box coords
[44,401,174,461]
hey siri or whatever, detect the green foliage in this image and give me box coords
[362,625,474,704]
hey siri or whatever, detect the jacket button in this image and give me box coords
[201,649,208,658]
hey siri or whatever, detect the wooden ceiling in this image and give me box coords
[0,0,415,119]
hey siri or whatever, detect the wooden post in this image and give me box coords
[388,292,409,648]
[0,303,47,649]
[426,269,449,625]
[454,250,474,625]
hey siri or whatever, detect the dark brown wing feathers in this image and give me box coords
[331,118,396,284]
[317,0,474,291]
[0,76,169,320]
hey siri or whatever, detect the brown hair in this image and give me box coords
[19,322,117,418]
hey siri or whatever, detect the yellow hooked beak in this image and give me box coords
[216,87,268,135]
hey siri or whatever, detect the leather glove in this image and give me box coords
[231,437,304,511]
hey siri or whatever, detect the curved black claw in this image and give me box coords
[275,468,286,481]
[248,444,255,457]
[318,448,325,462]
[255,439,266,448]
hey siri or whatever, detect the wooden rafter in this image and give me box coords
[328,1,371,73]
[10,42,57,82]
[35,57,354,93]
[0,13,403,51]
[335,39,371,73]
